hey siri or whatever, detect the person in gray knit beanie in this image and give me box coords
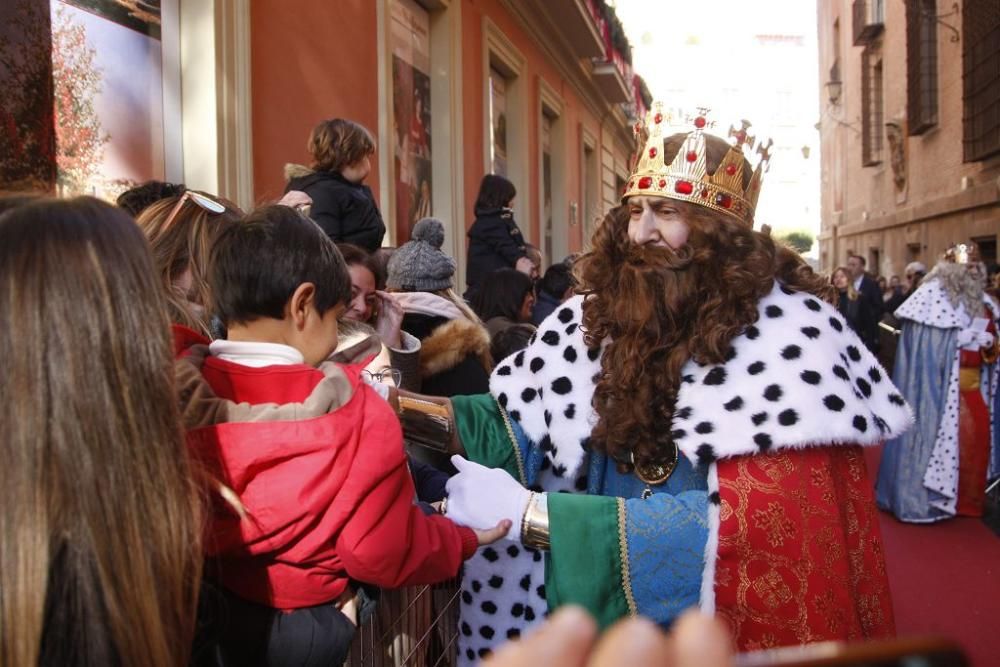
[387,217,456,291]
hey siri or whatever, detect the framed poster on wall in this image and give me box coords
[489,68,508,177]
[390,0,432,242]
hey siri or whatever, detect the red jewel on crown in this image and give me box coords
[638,176,653,189]
[700,188,709,198]
[649,147,658,158]
[675,180,694,195]
[686,151,697,163]
[715,193,733,209]
[654,113,663,124]
[694,116,706,129]
[725,164,737,176]
[658,179,666,188]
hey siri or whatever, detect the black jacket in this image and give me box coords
[884,287,906,316]
[855,275,883,352]
[286,170,385,251]
[465,207,527,289]
[856,274,884,321]
[838,291,878,353]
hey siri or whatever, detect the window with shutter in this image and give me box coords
[907,0,939,135]
[862,46,884,166]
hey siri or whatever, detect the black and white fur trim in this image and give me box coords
[491,283,913,480]
[671,284,913,464]
[700,463,720,613]
[490,296,602,479]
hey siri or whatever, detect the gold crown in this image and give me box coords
[945,242,978,264]
[622,102,772,225]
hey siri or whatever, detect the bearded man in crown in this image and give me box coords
[876,243,999,523]
[417,106,912,662]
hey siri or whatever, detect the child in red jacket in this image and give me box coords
[177,205,508,667]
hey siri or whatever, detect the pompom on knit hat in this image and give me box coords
[386,217,456,292]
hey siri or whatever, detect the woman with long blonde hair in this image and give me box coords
[0,197,203,666]
[832,265,877,349]
[136,190,242,339]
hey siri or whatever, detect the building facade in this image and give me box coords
[816,0,1000,276]
[1,0,648,288]
[250,0,648,282]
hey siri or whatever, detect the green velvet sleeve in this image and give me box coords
[545,493,630,629]
[451,393,525,483]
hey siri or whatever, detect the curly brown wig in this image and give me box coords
[575,135,833,473]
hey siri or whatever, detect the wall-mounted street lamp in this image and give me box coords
[825,79,843,106]
[818,76,860,135]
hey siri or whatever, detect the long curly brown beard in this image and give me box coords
[575,202,833,473]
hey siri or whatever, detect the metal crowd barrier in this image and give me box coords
[345,578,461,667]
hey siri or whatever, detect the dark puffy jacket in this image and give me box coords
[402,312,491,398]
[465,207,526,289]
[286,169,385,251]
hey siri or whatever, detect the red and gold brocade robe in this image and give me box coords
[714,446,894,649]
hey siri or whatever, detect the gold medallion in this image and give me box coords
[632,441,678,486]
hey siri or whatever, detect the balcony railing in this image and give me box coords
[853,0,885,45]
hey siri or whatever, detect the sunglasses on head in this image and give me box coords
[161,190,227,232]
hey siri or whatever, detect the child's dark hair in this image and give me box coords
[210,205,351,325]
[491,324,535,364]
[538,263,574,298]
[116,180,186,217]
[472,268,534,322]
[308,118,376,174]
[474,174,516,212]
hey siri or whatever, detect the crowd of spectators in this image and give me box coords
[13,113,968,666]
[0,115,586,667]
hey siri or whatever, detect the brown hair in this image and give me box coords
[576,133,833,472]
[308,118,376,173]
[137,192,242,336]
[338,242,385,291]
[0,197,203,666]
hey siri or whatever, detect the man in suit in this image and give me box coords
[848,254,883,352]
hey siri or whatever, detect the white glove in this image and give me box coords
[445,455,531,538]
[957,328,978,347]
[957,328,995,349]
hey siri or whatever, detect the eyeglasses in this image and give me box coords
[161,190,227,233]
[362,368,403,386]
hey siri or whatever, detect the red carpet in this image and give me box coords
[865,445,1000,667]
